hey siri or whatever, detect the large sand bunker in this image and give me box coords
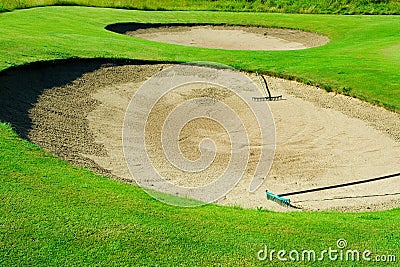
[0,59,399,212]
[106,23,329,50]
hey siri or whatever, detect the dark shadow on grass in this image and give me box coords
[0,57,175,176]
[105,22,225,34]
[0,58,165,139]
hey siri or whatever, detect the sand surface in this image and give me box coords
[0,60,399,211]
[109,24,329,50]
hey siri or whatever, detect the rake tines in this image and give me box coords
[252,72,282,101]
[252,95,282,101]
[266,191,291,207]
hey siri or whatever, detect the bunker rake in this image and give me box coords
[266,172,400,208]
[252,72,282,101]
[266,191,291,207]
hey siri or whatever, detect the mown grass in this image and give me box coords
[0,5,399,266]
[1,122,399,265]
[0,0,400,14]
[0,7,399,111]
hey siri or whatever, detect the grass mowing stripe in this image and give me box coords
[0,0,399,14]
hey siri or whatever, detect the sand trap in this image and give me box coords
[0,60,399,212]
[106,24,329,50]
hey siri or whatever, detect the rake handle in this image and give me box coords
[279,172,400,197]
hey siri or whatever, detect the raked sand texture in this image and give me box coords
[1,61,398,212]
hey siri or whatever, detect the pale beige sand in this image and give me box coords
[81,65,399,212]
[125,25,329,50]
[13,61,397,212]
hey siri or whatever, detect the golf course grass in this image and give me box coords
[1,0,400,14]
[0,4,399,266]
[0,7,399,110]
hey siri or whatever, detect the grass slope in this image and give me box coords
[1,123,399,265]
[0,6,399,266]
[0,0,400,14]
[0,7,399,110]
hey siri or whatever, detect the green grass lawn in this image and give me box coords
[0,7,399,110]
[1,123,399,265]
[0,5,399,266]
[1,0,400,14]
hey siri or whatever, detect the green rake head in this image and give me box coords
[266,191,291,207]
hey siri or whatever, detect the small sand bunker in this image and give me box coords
[106,23,329,50]
[1,60,399,212]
